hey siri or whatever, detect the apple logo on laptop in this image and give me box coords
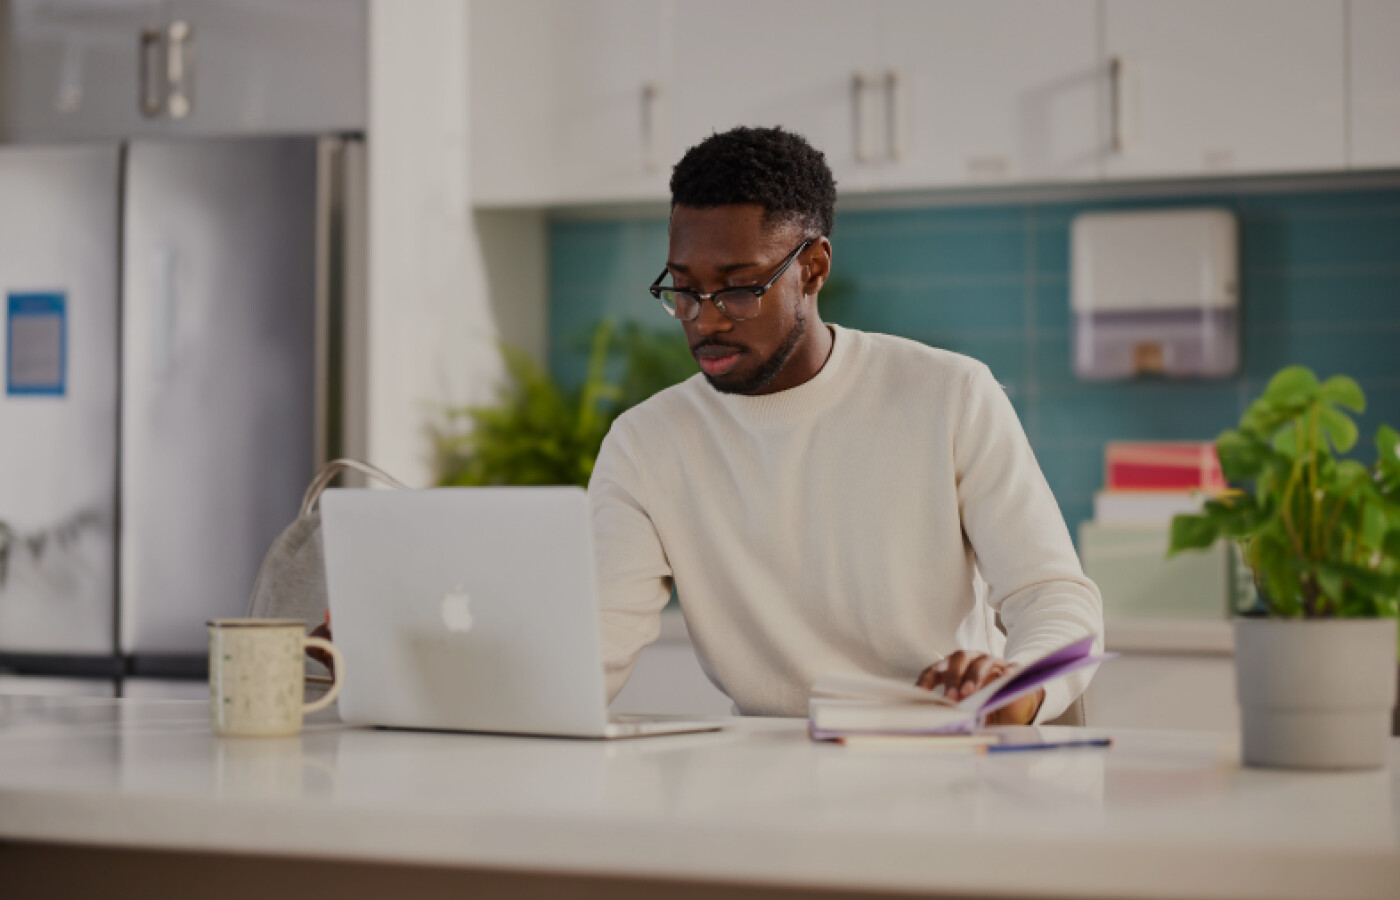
[439,584,474,632]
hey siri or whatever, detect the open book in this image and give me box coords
[809,635,1113,739]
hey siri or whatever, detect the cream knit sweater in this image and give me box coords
[588,325,1103,721]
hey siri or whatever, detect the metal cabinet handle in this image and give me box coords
[1110,56,1127,154]
[166,20,192,120]
[853,72,875,163]
[641,81,661,172]
[139,29,164,117]
[885,69,905,161]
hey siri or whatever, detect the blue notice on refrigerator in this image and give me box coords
[7,292,67,396]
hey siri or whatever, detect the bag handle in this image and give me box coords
[301,458,408,517]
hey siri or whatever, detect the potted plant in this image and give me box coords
[433,319,697,488]
[1169,366,1400,770]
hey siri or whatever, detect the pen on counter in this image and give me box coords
[986,737,1113,754]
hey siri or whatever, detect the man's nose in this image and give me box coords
[693,296,733,336]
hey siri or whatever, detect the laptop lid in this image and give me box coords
[320,486,612,737]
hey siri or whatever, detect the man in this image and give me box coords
[589,126,1102,724]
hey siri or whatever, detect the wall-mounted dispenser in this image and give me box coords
[1071,208,1238,380]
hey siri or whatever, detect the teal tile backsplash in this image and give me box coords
[550,186,1400,536]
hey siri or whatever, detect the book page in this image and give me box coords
[810,672,958,706]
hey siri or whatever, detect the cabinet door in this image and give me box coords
[470,0,555,206]
[1349,0,1400,169]
[1101,0,1346,178]
[0,0,170,142]
[163,0,365,136]
[880,0,1099,189]
[671,0,884,194]
[549,0,672,204]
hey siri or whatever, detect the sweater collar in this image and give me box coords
[706,324,860,427]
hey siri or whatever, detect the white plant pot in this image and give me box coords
[1234,617,1398,770]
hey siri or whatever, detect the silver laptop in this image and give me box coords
[320,486,721,739]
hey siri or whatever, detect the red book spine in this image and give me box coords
[1104,443,1227,493]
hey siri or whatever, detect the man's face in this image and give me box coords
[666,204,829,395]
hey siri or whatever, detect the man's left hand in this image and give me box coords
[915,651,1044,725]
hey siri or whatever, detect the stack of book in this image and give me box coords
[1081,441,1252,622]
[1095,441,1225,522]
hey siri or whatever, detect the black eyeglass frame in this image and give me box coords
[649,239,814,322]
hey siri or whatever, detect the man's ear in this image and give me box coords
[804,236,833,298]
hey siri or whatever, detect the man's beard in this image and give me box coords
[705,307,807,396]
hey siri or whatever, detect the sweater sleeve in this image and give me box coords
[953,363,1105,723]
[588,421,675,703]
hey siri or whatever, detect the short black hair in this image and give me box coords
[669,126,836,237]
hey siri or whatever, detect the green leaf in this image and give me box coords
[1318,405,1359,453]
[1215,430,1270,481]
[1377,426,1400,488]
[1263,366,1319,407]
[1251,527,1303,616]
[1379,424,1400,460]
[1168,515,1219,556]
[1385,529,1400,561]
[1361,502,1388,549]
[1272,426,1300,457]
[1319,560,1400,599]
[1314,564,1345,607]
[1335,459,1372,488]
[1319,375,1366,413]
[1202,492,1267,538]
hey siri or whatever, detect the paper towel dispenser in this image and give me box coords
[1071,208,1238,380]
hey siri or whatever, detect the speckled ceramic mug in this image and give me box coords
[208,619,344,737]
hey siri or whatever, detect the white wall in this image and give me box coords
[364,1,549,487]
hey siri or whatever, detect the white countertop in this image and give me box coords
[2,696,1398,899]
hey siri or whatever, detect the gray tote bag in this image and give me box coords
[247,458,407,630]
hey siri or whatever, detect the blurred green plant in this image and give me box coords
[816,273,857,327]
[434,319,696,489]
[611,321,698,412]
[1168,366,1400,620]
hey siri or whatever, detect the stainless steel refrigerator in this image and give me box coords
[0,135,360,688]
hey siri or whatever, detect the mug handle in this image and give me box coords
[301,636,344,715]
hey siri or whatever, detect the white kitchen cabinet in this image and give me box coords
[0,0,364,142]
[879,0,1100,189]
[161,0,365,136]
[469,0,554,206]
[551,0,672,203]
[471,0,669,206]
[469,0,1370,207]
[671,0,885,194]
[1349,0,1400,169]
[1100,0,1347,178]
[0,0,170,142]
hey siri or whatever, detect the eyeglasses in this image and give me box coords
[649,239,813,322]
